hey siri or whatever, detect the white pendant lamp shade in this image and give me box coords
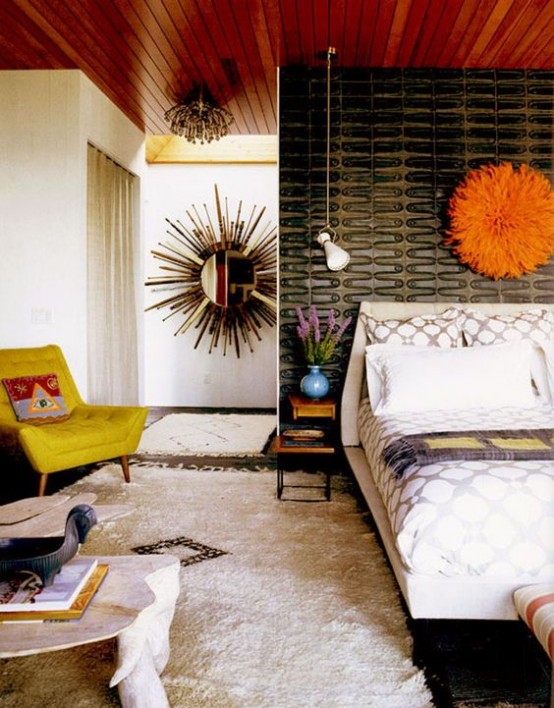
[317,228,350,271]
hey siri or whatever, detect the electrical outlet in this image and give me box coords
[31,308,52,324]
[203,373,211,384]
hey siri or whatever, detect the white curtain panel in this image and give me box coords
[87,144,139,405]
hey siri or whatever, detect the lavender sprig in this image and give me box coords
[295,306,351,366]
[333,316,352,342]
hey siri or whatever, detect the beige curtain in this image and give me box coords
[87,144,139,405]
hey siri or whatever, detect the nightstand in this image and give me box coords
[272,394,338,501]
[288,393,336,421]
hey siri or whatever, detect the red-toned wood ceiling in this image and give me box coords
[1,0,553,136]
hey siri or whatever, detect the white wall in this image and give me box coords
[0,70,145,398]
[0,71,83,373]
[144,163,278,408]
[0,69,278,409]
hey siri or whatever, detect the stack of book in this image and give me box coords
[280,425,331,447]
[0,556,108,622]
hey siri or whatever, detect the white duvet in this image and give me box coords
[358,399,554,579]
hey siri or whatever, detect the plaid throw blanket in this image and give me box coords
[383,428,554,479]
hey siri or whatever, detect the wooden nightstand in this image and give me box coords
[272,394,338,501]
[288,393,336,421]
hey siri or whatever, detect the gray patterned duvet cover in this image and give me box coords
[358,400,554,578]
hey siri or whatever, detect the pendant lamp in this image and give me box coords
[316,47,350,272]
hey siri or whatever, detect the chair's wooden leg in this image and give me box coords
[120,455,131,483]
[37,473,48,497]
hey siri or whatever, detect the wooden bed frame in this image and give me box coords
[340,301,554,621]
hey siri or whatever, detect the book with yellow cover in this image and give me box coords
[0,564,109,622]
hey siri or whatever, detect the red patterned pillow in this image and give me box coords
[2,374,69,424]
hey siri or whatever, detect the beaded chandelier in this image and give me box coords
[164,85,234,144]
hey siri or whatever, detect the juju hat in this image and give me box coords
[444,162,554,280]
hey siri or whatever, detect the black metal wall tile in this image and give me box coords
[278,67,554,401]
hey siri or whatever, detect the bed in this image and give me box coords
[341,301,554,621]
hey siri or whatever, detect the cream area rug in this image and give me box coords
[137,413,276,456]
[0,464,433,708]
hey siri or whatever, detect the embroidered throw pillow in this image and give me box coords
[2,373,69,424]
[361,307,463,348]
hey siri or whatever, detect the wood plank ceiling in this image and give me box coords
[1,0,553,136]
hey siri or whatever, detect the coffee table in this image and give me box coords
[0,553,180,708]
[0,495,180,707]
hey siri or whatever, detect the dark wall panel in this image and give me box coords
[279,68,554,401]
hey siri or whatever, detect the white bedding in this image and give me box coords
[358,399,554,580]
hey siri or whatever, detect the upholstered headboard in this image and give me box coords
[340,302,554,447]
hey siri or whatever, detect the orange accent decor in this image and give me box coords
[445,162,554,279]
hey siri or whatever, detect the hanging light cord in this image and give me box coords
[324,47,335,229]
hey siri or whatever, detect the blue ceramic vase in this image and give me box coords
[300,365,329,399]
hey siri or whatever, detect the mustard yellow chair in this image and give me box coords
[0,345,148,496]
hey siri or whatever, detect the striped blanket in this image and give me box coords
[383,428,554,479]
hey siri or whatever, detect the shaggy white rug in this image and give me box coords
[137,413,276,456]
[0,464,433,708]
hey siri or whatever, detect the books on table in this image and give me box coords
[279,425,333,447]
[0,556,97,611]
[0,556,108,621]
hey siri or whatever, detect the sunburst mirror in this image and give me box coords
[145,185,277,357]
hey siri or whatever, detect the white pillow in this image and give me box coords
[530,344,552,404]
[365,340,538,415]
[365,344,431,411]
[460,308,554,404]
[539,341,554,403]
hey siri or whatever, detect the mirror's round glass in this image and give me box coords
[201,250,256,306]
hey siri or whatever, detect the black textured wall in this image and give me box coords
[279,67,554,402]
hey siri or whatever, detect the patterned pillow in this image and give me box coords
[2,373,69,424]
[361,307,463,348]
[461,308,554,346]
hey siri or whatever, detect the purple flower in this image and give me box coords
[296,306,307,328]
[309,305,321,342]
[333,315,352,342]
[295,305,351,365]
[295,307,309,340]
[308,305,318,327]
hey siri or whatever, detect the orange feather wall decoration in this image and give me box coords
[444,162,554,280]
